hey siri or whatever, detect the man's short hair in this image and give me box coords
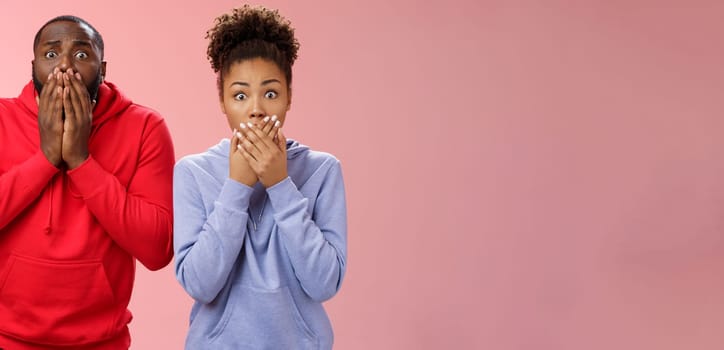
[33,15,105,59]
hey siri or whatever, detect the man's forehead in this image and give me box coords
[38,21,94,44]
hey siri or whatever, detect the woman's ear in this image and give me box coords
[287,87,292,111]
[217,75,225,114]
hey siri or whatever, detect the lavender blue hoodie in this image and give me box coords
[173,138,347,349]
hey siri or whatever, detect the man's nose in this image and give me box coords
[57,54,72,71]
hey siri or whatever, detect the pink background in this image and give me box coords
[2,0,724,349]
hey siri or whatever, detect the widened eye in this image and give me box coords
[75,51,89,59]
[265,91,278,99]
[234,93,247,100]
[45,51,58,59]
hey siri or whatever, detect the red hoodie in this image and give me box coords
[0,81,174,349]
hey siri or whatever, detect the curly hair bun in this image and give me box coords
[206,5,299,74]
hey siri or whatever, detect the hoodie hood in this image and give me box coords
[211,137,310,159]
[18,80,132,127]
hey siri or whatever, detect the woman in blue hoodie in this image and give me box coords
[173,5,347,349]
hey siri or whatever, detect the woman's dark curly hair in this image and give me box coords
[206,5,300,95]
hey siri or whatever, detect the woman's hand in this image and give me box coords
[230,129,258,186]
[237,115,287,188]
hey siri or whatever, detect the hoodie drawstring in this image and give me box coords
[45,181,53,234]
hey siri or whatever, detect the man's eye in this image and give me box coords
[75,52,88,59]
[45,51,57,59]
[265,91,278,99]
[234,93,247,100]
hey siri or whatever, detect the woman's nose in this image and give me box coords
[249,99,265,120]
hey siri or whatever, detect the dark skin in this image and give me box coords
[33,21,106,169]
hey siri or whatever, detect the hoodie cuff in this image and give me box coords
[217,178,253,211]
[29,151,61,183]
[66,155,108,197]
[266,177,303,213]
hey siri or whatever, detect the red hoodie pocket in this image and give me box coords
[0,253,116,345]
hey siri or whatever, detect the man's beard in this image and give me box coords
[32,68,103,103]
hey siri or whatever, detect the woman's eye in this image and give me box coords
[75,52,88,59]
[265,91,278,99]
[234,93,247,100]
[45,51,57,59]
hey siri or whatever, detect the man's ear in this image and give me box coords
[100,61,107,83]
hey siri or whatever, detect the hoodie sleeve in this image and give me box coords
[266,158,348,302]
[0,151,60,230]
[66,118,174,271]
[173,161,252,303]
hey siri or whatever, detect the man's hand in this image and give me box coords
[61,69,93,169]
[37,68,64,168]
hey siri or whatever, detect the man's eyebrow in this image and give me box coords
[72,40,93,47]
[40,39,93,48]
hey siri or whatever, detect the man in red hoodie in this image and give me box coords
[0,15,174,349]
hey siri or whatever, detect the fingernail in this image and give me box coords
[247,122,253,128]
[237,144,243,150]
[274,120,280,127]
[263,116,270,123]
[239,123,246,129]
[236,132,243,139]
[271,115,277,121]
[76,73,82,80]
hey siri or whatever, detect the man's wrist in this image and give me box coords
[65,153,89,170]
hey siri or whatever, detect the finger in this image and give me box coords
[276,128,287,151]
[267,115,281,135]
[260,115,274,135]
[239,136,261,161]
[72,70,91,111]
[270,117,281,142]
[260,115,280,143]
[38,71,59,111]
[240,148,261,171]
[53,85,64,121]
[230,129,237,156]
[246,121,276,151]
[65,74,84,124]
[68,70,91,122]
[55,70,65,88]
[39,71,54,100]
[240,140,260,163]
[60,73,72,123]
[239,122,265,154]
[62,86,74,122]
